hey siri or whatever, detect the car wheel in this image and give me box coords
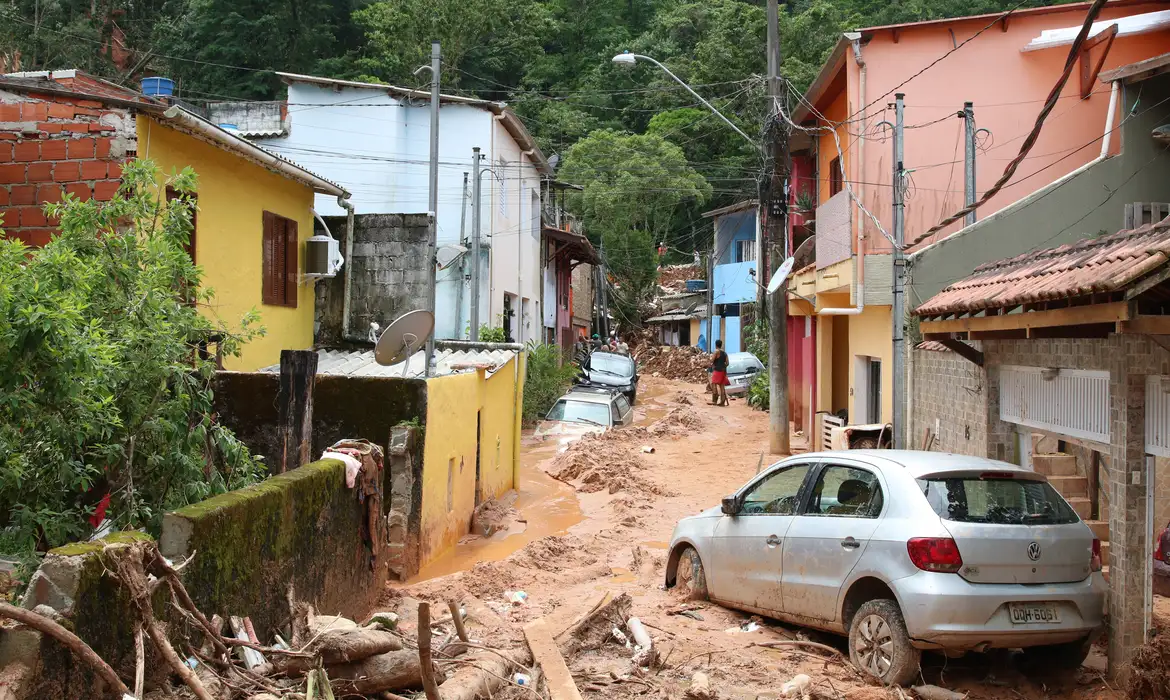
[848,599,921,686]
[674,546,708,601]
[1020,637,1091,670]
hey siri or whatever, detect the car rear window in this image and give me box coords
[546,400,611,426]
[727,356,762,374]
[917,477,1079,525]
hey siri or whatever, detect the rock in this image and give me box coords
[329,649,426,694]
[684,671,715,699]
[308,613,358,636]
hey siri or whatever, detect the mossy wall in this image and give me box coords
[159,459,387,640]
[212,371,282,468]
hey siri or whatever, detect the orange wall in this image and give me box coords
[818,3,1169,252]
[816,90,852,207]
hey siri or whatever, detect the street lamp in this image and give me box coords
[611,52,762,152]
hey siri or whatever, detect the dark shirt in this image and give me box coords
[712,350,728,372]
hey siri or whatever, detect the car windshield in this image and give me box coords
[918,476,1079,525]
[727,355,762,375]
[545,399,612,426]
[589,353,634,377]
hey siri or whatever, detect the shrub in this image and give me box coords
[478,325,507,343]
[522,343,580,424]
[0,160,265,553]
[747,370,770,411]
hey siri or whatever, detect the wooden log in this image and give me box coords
[329,650,424,695]
[417,602,441,700]
[0,602,130,696]
[278,349,318,473]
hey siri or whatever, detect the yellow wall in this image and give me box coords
[479,357,520,502]
[137,117,317,371]
[418,358,524,567]
[847,306,893,424]
[420,372,482,565]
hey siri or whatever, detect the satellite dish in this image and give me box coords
[767,257,796,295]
[436,244,468,271]
[374,310,435,377]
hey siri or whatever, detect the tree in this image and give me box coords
[558,130,711,325]
[0,160,265,551]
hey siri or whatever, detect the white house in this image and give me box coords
[209,72,551,343]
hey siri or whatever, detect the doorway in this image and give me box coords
[853,355,881,424]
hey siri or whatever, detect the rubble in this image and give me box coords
[635,344,712,383]
[548,431,671,496]
[657,264,704,293]
[1127,630,1170,700]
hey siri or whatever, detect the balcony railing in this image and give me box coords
[814,190,851,269]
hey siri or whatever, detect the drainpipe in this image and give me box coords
[1100,80,1120,158]
[820,35,866,316]
[338,194,360,343]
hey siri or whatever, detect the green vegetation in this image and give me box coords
[478,325,508,344]
[747,370,771,411]
[0,160,265,553]
[522,343,580,425]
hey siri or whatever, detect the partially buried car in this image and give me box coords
[578,351,638,404]
[534,386,634,447]
[664,450,1105,685]
[724,351,765,397]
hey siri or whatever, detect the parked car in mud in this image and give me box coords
[577,351,638,404]
[724,352,765,397]
[664,450,1106,685]
[534,386,634,446]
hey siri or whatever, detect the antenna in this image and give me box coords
[767,257,795,295]
[374,309,435,377]
[436,244,468,271]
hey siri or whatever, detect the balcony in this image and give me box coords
[815,190,851,269]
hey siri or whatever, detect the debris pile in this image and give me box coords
[637,344,712,383]
[657,264,704,293]
[650,407,707,437]
[549,431,670,495]
[1128,630,1170,700]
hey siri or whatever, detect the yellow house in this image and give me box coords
[137,108,350,371]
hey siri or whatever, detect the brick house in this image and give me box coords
[0,71,352,371]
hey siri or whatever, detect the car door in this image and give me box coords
[614,394,633,425]
[780,460,885,621]
[705,462,816,613]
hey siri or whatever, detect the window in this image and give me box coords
[829,156,843,197]
[735,239,755,263]
[807,465,883,518]
[614,394,631,416]
[262,211,299,307]
[740,464,811,515]
[546,399,611,426]
[610,401,622,425]
[918,477,1078,525]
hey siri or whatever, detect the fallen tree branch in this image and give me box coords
[448,601,469,643]
[0,602,130,696]
[418,603,442,700]
[158,560,230,658]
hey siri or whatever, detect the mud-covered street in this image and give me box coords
[385,377,1137,700]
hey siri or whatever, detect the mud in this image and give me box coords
[390,378,1124,700]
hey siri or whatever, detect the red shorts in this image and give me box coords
[711,370,729,386]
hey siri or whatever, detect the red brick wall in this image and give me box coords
[0,93,135,246]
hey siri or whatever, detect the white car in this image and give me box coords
[534,387,635,447]
[724,352,765,396]
[664,450,1105,685]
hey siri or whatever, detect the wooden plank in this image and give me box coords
[278,349,318,474]
[938,338,984,367]
[920,301,1131,335]
[1080,24,1118,99]
[1099,51,1170,85]
[1124,262,1170,299]
[525,619,584,700]
[1118,315,1170,335]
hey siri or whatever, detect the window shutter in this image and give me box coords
[283,218,298,307]
[262,211,276,305]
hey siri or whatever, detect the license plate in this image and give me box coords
[1009,603,1061,624]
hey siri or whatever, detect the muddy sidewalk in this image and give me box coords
[390,377,1122,700]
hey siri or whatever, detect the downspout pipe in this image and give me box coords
[820,35,866,316]
[338,195,361,343]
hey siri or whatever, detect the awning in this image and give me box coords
[544,226,600,265]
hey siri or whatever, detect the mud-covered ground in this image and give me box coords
[388,377,1151,700]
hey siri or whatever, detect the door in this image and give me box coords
[705,462,815,612]
[614,394,633,425]
[781,462,884,620]
[867,359,881,423]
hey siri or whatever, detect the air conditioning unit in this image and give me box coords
[305,234,343,278]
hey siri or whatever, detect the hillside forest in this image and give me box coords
[0,0,1077,316]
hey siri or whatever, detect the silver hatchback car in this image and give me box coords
[664,451,1106,685]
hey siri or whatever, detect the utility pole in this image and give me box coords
[962,101,977,226]
[470,147,482,341]
[455,170,469,338]
[598,243,610,338]
[765,0,790,455]
[891,93,906,449]
[424,40,441,374]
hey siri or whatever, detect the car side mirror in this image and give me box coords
[721,495,740,516]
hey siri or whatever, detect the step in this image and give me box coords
[1047,474,1089,497]
[1102,541,1111,567]
[1031,432,1061,455]
[1066,497,1092,520]
[1033,453,1078,477]
[1085,519,1110,541]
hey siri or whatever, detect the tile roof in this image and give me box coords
[915,341,952,352]
[915,216,1170,317]
[260,347,518,379]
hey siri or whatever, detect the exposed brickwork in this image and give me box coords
[912,334,1170,674]
[0,89,136,245]
[911,344,988,456]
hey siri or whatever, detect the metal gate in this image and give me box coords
[999,365,1110,443]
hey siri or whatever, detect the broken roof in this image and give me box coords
[262,345,520,379]
[915,215,1170,317]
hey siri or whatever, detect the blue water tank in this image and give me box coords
[140,77,175,97]
[685,279,707,292]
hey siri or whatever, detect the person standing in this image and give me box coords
[710,339,729,406]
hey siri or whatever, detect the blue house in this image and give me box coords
[702,200,759,353]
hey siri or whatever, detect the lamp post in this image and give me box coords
[611,52,762,152]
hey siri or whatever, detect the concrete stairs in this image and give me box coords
[1032,446,1110,570]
